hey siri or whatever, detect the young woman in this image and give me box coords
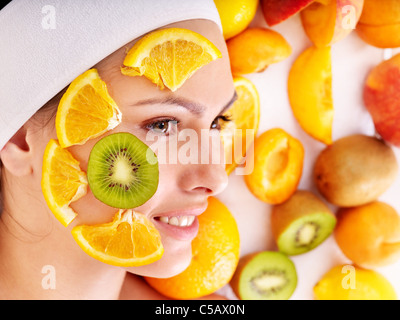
[0,1,235,299]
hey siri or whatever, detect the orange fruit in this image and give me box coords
[121,28,222,92]
[55,68,122,148]
[244,128,304,204]
[221,76,260,175]
[72,209,164,267]
[227,27,292,75]
[145,197,240,299]
[41,139,88,227]
[214,0,259,40]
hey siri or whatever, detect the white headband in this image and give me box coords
[0,0,222,151]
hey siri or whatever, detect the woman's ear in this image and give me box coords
[0,125,33,177]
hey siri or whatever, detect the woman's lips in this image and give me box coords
[152,206,206,241]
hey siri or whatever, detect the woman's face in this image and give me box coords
[65,19,235,277]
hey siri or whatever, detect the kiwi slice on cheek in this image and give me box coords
[231,251,297,300]
[87,132,159,209]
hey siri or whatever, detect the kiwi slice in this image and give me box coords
[271,190,336,255]
[230,251,297,300]
[87,132,159,209]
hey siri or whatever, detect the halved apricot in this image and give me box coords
[227,28,292,75]
[244,128,304,204]
[288,45,333,145]
[301,0,364,48]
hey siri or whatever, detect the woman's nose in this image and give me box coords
[177,129,228,196]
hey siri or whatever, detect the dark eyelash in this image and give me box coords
[217,114,233,123]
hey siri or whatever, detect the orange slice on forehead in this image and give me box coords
[55,68,122,148]
[71,209,164,267]
[41,139,88,227]
[121,27,222,92]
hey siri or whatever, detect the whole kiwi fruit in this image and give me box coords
[313,134,398,207]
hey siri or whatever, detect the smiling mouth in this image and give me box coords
[155,215,196,227]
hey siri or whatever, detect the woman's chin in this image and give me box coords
[124,239,192,278]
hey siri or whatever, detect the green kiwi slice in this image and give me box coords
[230,251,297,300]
[276,213,336,255]
[271,190,336,256]
[87,132,158,209]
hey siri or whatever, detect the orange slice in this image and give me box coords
[71,209,164,267]
[221,76,260,175]
[41,139,88,227]
[55,68,122,148]
[287,46,333,145]
[121,27,222,91]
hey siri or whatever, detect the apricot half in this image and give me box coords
[227,28,292,75]
[363,53,400,147]
[288,45,333,145]
[244,128,304,204]
[314,265,397,300]
[301,0,364,48]
[334,201,400,268]
[356,0,400,48]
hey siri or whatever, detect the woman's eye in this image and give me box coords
[147,119,178,135]
[211,115,232,130]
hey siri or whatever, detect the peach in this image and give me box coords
[287,45,333,145]
[356,0,400,48]
[244,128,304,204]
[227,28,292,75]
[314,265,397,300]
[301,0,364,47]
[334,201,400,268]
[261,0,315,26]
[363,53,400,147]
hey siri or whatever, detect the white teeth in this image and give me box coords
[169,216,179,226]
[157,215,196,227]
[159,216,169,224]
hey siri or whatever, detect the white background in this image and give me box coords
[216,6,400,300]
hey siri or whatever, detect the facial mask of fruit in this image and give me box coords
[40,67,162,266]
[76,132,160,266]
[42,68,122,227]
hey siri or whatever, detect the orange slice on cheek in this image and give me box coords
[71,209,164,267]
[55,68,122,148]
[41,139,88,227]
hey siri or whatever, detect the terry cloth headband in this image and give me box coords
[0,0,222,151]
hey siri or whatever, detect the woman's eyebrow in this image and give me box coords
[131,91,238,116]
[219,91,238,115]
